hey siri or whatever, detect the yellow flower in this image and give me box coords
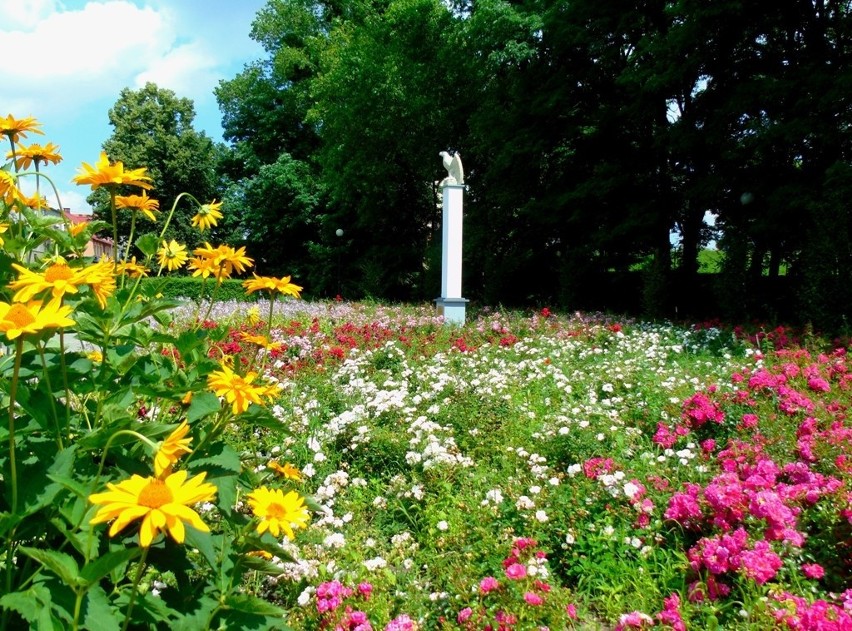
[8,142,62,171]
[0,222,7,247]
[89,470,217,548]
[191,200,224,231]
[69,221,88,237]
[0,114,43,144]
[239,331,283,352]
[86,350,103,363]
[246,305,261,326]
[17,192,48,212]
[193,243,253,281]
[207,362,274,415]
[267,461,302,481]
[115,256,149,278]
[9,261,90,302]
[181,391,193,405]
[0,170,24,207]
[85,259,117,308]
[157,240,188,272]
[72,152,152,190]
[187,255,217,279]
[246,486,310,540]
[154,420,193,478]
[242,274,302,299]
[0,299,75,340]
[116,192,159,222]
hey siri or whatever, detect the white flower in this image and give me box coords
[623,482,640,499]
[297,587,314,607]
[535,510,549,523]
[436,520,449,531]
[515,496,535,510]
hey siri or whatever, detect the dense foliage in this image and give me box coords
[216,0,852,328]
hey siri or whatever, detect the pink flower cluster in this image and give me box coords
[681,391,725,427]
[613,593,686,630]
[770,592,852,630]
[312,580,409,631]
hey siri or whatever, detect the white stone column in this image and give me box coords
[435,183,467,324]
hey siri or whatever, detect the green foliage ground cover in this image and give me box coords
[175,301,852,629]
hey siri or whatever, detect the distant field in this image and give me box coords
[697,248,723,273]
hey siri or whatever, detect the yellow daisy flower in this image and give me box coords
[242,273,303,299]
[85,350,103,363]
[246,305,261,326]
[267,461,302,481]
[206,362,274,415]
[9,261,90,302]
[0,299,75,340]
[0,114,43,144]
[191,200,224,231]
[154,420,193,478]
[72,152,152,190]
[69,221,88,237]
[85,259,117,309]
[157,240,188,272]
[187,255,217,279]
[8,142,62,171]
[89,470,217,548]
[0,170,24,207]
[246,486,310,540]
[239,331,283,352]
[115,256,149,278]
[193,243,253,281]
[0,222,8,247]
[116,192,159,222]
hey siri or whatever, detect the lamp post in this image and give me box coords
[335,228,344,297]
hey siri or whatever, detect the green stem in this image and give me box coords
[7,338,23,514]
[121,211,138,290]
[71,586,85,631]
[59,332,72,442]
[120,547,149,631]
[109,189,118,262]
[36,343,64,450]
[197,276,223,328]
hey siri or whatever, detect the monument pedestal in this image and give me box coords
[436,182,466,324]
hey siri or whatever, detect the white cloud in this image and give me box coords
[134,41,219,103]
[0,0,59,30]
[0,2,174,118]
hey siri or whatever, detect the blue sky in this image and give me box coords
[0,0,269,213]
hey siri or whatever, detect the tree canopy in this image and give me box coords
[213,0,852,327]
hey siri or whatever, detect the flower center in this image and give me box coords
[4,304,35,328]
[266,502,287,520]
[137,479,174,508]
[44,264,73,283]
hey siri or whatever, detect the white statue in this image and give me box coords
[439,151,464,186]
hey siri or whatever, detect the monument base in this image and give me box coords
[434,297,468,325]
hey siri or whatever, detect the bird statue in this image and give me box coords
[439,151,464,186]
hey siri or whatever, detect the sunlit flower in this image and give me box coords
[157,240,188,272]
[68,221,88,237]
[268,461,302,481]
[193,243,253,280]
[0,222,7,247]
[0,299,75,340]
[154,420,193,478]
[246,486,310,539]
[0,170,24,207]
[89,470,216,547]
[115,256,149,278]
[187,255,217,279]
[238,332,284,352]
[72,152,152,190]
[116,192,159,222]
[8,142,62,171]
[86,350,103,363]
[246,305,261,326]
[242,273,302,299]
[85,259,117,308]
[0,114,43,144]
[191,199,223,231]
[9,261,90,302]
[207,362,275,415]
[18,192,48,211]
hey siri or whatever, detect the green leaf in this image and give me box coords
[0,585,47,623]
[18,547,84,588]
[183,527,219,573]
[239,405,289,433]
[222,593,288,617]
[187,391,221,423]
[80,548,141,585]
[135,233,159,257]
[81,585,121,631]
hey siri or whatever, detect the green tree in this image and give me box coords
[91,83,218,256]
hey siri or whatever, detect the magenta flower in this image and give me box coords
[479,576,500,593]
[457,607,473,623]
[801,563,825,579]
[505,563,527,580]
[524,592,544,606]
